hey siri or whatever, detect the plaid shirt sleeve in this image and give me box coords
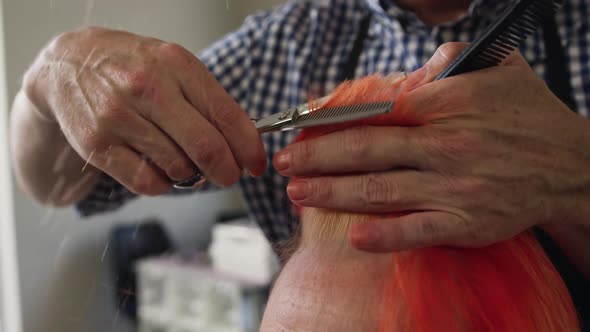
[75,9,276,217]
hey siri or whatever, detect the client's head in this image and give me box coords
[260,74,580,332]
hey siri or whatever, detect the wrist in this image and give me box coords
[541,114,590,229]
[568,117,590,227]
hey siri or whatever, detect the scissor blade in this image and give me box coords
[291,100,394,129]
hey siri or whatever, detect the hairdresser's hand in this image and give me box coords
[25,27,265,195]
[275,42,590,252]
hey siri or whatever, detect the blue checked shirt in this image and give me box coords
[78,0,590,244]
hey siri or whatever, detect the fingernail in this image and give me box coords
[247,158,268,177]
[350,223,381,249]
[274,152,291,174]
[404,66,428,91]
[287,180,309,201]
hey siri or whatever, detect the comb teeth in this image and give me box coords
[436,0,561,79]
[294,101,394,127]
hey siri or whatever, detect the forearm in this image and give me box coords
[543,223,590,281]
[546,116,590,280]
[10,90,99,206]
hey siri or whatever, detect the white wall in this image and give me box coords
[0,1,22,331]
[1,1,283,331]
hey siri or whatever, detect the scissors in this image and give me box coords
[173,99,395,189]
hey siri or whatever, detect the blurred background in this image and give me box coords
[0,1,284,331]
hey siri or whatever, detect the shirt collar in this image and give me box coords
[365,0,510,30]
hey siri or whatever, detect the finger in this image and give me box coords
[348,211,466,252]
[158,43,267,175]
[402,42,469,90]
[404,41,529,90]
[94,145,171,196]
[149,95,242,187]
[125,71,242,186]
[275,126,436,176]
[286,170,445,213]
[116,112,196,181]
[190,69,267,175]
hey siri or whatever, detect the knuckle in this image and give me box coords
[308,178,333,203]
[193,136,225,168]
[293,141,316,170]
[96,101,129,124]
[79,135,99,154]
[158,42,194,66]
[424,129,480,162]
[164,158,194,180]
[120,68,156,99]
[343,126,372,159]
[211,101,238,126]
[362,173,398,208]
[78,128,105,153]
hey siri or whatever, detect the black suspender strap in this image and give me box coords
[536,11,589,331]
[542,10,578,112]
[338,14,372,82]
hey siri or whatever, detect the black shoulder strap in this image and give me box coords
[542,10,577,112]
[338,14,372,82]
[536,11,589,330]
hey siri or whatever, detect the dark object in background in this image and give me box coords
[216,210,249,224]
[109,220,174,321]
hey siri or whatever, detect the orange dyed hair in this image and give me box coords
[293,74,580,332]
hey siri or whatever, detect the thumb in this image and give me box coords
[403,42,469,90]
[403,42,531,91]
[501,48,530,67]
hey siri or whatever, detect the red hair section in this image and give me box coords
[294,74,580,331]
[381,232,579,332]
[296,73,412,143]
